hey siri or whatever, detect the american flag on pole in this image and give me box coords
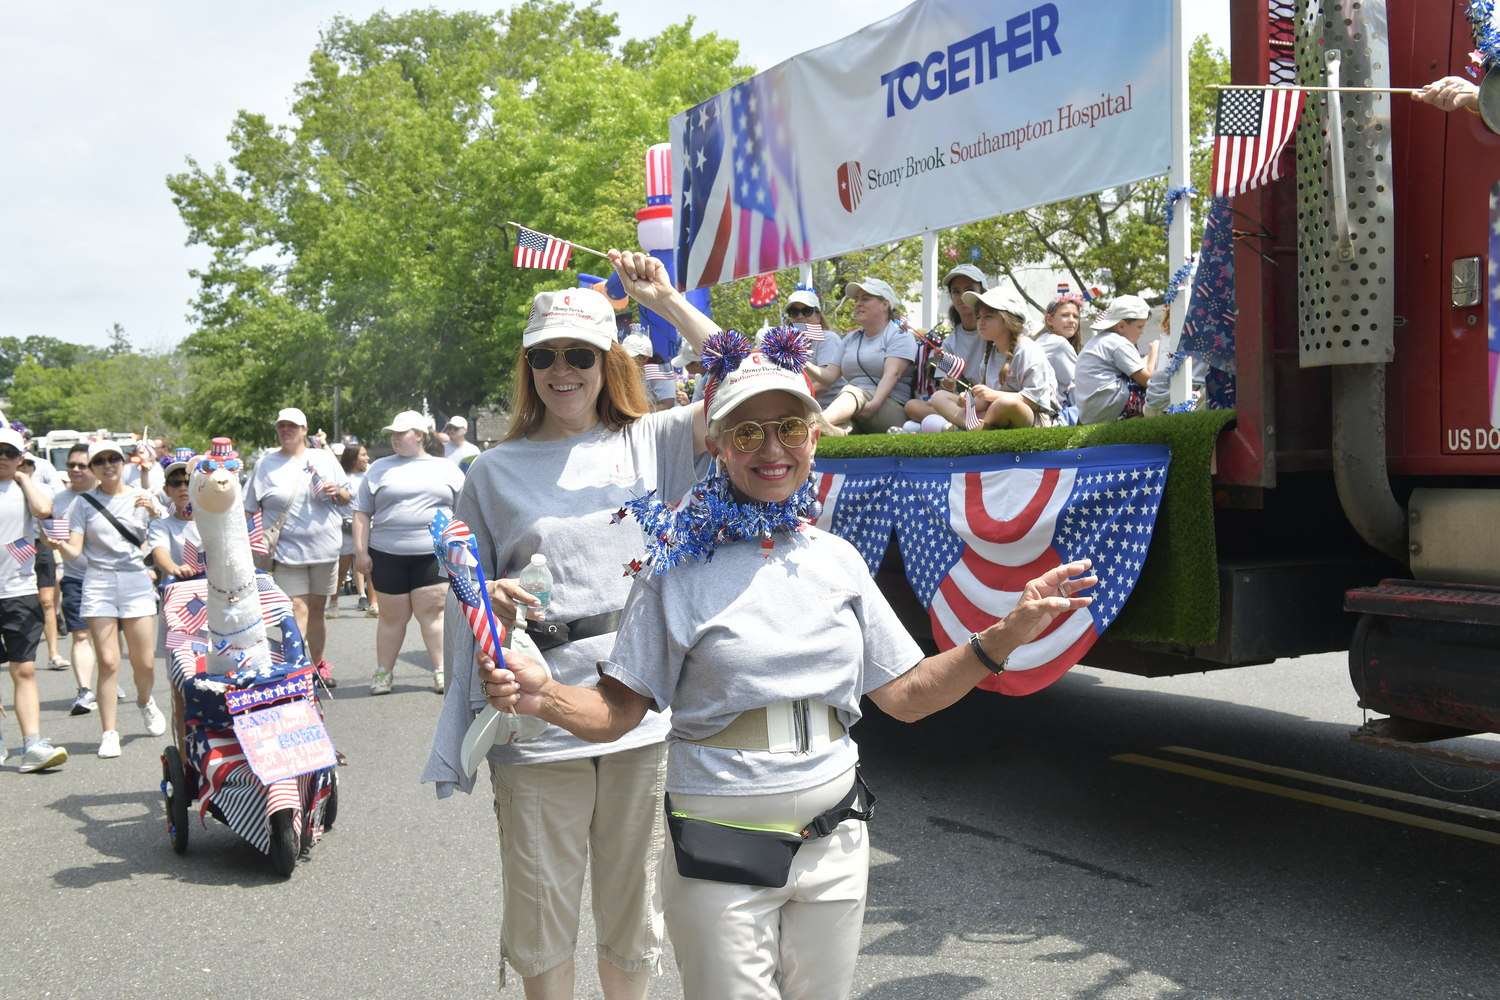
[643,363,676,382]
[674,66,810,291]
[513,226,574,270]
[42,518,70,542]
[811,445,1170,695]
[800,321,824,343]
[935,353,967,384]
[247,511,268,555]
[1211,87,1305,197]
[6,538,35,563]
[963,391,984,431]
[430,511,502,662]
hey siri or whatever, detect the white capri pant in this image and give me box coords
[665,767,867,1000]
[81,567,158,620]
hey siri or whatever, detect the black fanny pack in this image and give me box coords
[665,771,875,888]
[529,608,623,652]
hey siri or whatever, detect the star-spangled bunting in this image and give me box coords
[6,538,35,563]
[811,445,1170,696]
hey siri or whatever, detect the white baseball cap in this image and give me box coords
[621,333,654,357]
[962,286,1029,317]
[786,287,820,310]
[87,439,124,463]
[444,415,468,430]
[706,350,818,422]
[942,264,988,290]
[1090,294,1152,330]
[382,410,432,434]
[523,288,617,352]
[671,342,701,368]
[0,428,25,453]
[275,407,308,427]
[844,277,899,306]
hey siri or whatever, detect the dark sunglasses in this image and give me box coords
[725,417,811,453]
[785,306,816,319]
[526,347,599,371]
[90,454,124,467]
[66,462,89,471]
[165,476,190,487]
[0,448,21,460]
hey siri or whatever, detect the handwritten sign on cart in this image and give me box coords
[231,698,337,783]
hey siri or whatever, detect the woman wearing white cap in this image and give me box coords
[477,329,1096,1000]
[1074,294,1158,424]
[783,285,846,411]
[903,263,1001,427]
[47,439,168,758]
[244,406,351,686]
[352,411,465,695]
[942,285,1059,429]
[424,252,715,999]
[819,277,917,434]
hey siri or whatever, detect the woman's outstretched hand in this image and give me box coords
[999,558,1098,646]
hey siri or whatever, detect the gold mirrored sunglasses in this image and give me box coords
[725,417,810,453]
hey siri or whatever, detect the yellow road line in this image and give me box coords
[1112,753,1500,846]
[1159,745,1500,823]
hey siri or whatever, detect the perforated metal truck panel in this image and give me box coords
[1294,0,1396,367]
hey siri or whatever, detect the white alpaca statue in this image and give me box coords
[189,446,273,677]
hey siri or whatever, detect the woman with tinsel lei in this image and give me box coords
[477,327,1098,1000]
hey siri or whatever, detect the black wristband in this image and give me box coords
[968,632,1007,674]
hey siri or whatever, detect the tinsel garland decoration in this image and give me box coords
[1162,185,1197,238]
[624,469,819,573]
[1469,0,1500,69]
[1162,255,1199,308]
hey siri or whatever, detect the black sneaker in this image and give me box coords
[356,596,369,612]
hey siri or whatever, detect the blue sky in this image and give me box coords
[0,1,1228,350]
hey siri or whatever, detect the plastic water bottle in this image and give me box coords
[518,554,553,612]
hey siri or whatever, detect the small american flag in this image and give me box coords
[1211,87,1305,197]
[430,511,502,662]
[165,630,202,652]
[6,538,35,563]
[307,463,324,497]
[178,596,208,634]
[181,539,203,574]
[964,391,984,431]
[43,518,70,542]
[801,321,824,343]
[513,226,573,270]
[247,511,268,555]
[935,353,967,383]
[643,363,675,382]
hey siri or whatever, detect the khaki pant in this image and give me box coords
[663,769,868,1000]
[836,385,910,435]
[488,742,667,982]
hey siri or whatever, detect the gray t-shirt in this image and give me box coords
[147,515,202,571]
[0,480,38,598]
[1002,335,1060,416]
[51,490,90,579]
[243,449,350,565]
[1034,332,1078,406]
[67,486,164,575]
[445,441,480,466]
[640,372,678,407]
[838,320,920,405]
[811,332,848,408]
[1076,331,1147,424]
[352,453,466,556]
[602,526,924,795]
[941,324,1003,390]
[422,404,701,797]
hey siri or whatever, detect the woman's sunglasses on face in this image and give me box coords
[526,347,599,371]
[785,306,816,320]
[0,448,22,461]
[89,454,124,468]
[725,417,811,453]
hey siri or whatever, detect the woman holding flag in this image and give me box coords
[424,250,715,1000]
[476,330,1095,1000]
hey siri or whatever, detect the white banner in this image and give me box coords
[670,0,1172,290]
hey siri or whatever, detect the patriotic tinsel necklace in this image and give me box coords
[623,469,821,572]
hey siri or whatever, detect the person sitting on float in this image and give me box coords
[475,328,1096,1000]
[1075,294,1159,424]
[818,277,917,434]
[904,264,1003,428]
[785,285,847,414]
[1034,292,1086,421]
[925,286,1058,429]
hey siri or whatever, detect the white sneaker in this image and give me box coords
[19,740,67,773]
[97,731,121,758]
[117,686,128,701]
[140,698,167,737]
[433,669,445,694]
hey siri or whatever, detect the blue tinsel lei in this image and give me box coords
[623,470,819,572]
[1470,0,1500,69]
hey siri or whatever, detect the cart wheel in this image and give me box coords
[268,809,299,876]
[322,770,339,831]
[161,746,190,855]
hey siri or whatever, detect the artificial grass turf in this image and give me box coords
[815,408,1239,645]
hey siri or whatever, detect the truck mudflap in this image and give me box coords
[1346,580,1500,734]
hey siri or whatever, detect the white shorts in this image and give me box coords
[272,560,338,598]
[81,567,158,620]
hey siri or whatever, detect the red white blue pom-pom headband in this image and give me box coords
[700,328,814,412]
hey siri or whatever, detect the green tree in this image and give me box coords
[10,342,187,437]
[941,34,1229,313]
[168,3,749,445]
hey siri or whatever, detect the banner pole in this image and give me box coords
[1166,0,1191,406]
[1209,84,1419,94]
[920,231,939,330]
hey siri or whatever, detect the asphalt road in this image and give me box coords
[5,613,1500,999]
